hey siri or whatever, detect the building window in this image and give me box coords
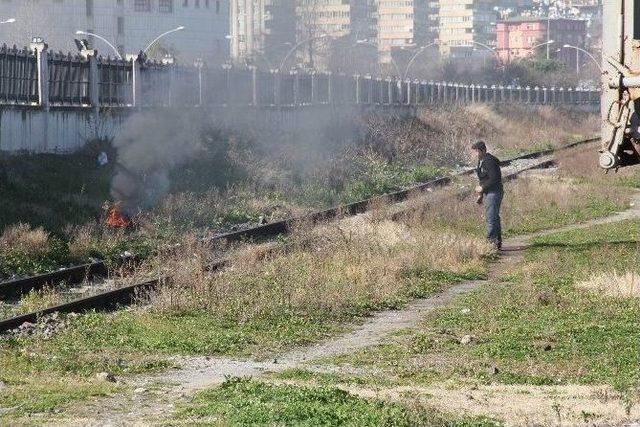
[159,0,174,12]
[134,0,151,11]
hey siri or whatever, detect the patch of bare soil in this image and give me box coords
[347,383,640,427]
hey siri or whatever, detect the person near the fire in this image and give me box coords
[471,140,503,250]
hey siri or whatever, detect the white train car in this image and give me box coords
[600,1,640,169]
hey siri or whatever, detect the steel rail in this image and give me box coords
[0,151,569,333]
[0,138,598,303]
[0,146,587,333]
[0,262,108,300]
[212,137,598,243]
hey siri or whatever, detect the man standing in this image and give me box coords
[471,140,503,250]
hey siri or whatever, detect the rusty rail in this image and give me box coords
[0,139,597,333]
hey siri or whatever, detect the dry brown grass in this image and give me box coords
[0,223,51,256]
[347,383,640,427]
[66,223,133,262]
[422,105,598,157]
[576,271,640,298]
[140,211,491,321]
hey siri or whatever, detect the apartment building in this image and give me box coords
[438,0,496,58]
[229,0,296,65]
[0,0,229,62]
[496,17,587,68]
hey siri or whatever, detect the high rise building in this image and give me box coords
[368,0,439,64]
[229,0,296,67]
[438,0,496,58]
[0,0,229,63]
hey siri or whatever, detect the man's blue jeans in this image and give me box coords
[484,190,503,245]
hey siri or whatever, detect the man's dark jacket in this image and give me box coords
[476,153,503,194]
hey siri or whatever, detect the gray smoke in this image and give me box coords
[111,110,203,215]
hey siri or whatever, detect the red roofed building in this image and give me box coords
[496,17,587,66]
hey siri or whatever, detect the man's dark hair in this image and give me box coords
[471,140,487,152]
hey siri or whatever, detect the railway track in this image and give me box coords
[0,138,597,332]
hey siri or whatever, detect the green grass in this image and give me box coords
[0,379,120,421]
[175,377,502,427]
[341,162,441,204]
[178,377,412,426]
[0,265,481,418]
[502,193,624,237]
[328,219,640,394]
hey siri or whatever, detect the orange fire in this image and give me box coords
[105,203,131,228]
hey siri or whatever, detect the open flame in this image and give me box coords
[105,203,131,228]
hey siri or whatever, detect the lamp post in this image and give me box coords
[277,34,330,72]
[530,40,554,53]
[0,18,16,25]
[562,44,602,74]
[354,39,402,77]
[546,17,551,60]
[142,26,185,54]
[467,40,499,57]
[75,30,122,59]
[403,41,439,79]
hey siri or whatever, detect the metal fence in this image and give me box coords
[0,44,601,109]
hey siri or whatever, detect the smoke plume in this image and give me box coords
[111,110,203,215]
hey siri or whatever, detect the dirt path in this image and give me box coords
[55,192,640,426]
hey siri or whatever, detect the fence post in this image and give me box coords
[428,81,434,104]
[132,56,143,107]
[87,52,100,112]
[292,70,299,106]
[250,66,258,106]
[310,71,316,105]
[30,38,49,110]
[194,58,204,106]
[516,86,522,103]
[273,70,281,107]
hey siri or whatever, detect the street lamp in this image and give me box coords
[530,40,554,52]
[562,44,602,74]
[354,39,402,77]
[403,41,439,79]
[278,34,330,72]
[0,18,16,24]
[468,40,499,57]
[75,30,122,59]
[142,26,185,54]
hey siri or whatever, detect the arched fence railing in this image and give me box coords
[0,43,601,109]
